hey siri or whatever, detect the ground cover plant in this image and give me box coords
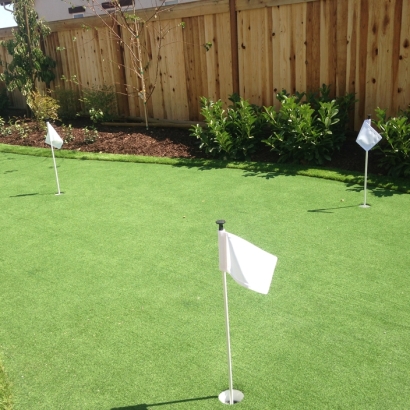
[0,151,409,409]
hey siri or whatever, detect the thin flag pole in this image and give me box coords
[222,270,234,405]
[363,150,368,206]
[50,142,61,195]
[359,115,371,208]
[217,219,242,405]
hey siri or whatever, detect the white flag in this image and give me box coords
[218,230,277,295]
[356,119,382,151]
[45,122,64,149]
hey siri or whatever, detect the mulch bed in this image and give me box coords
[0,118,384,175]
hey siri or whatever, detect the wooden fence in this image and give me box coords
[0,0,409,130]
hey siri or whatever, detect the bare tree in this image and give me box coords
[73,0,185,129]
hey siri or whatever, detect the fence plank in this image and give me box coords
[397,0,409,112]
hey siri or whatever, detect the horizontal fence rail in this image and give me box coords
[0,0,409,130]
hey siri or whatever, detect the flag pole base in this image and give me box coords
[359,204,370,208]
[218,389,244,405]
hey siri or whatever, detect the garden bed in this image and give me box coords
[0,118,384,175]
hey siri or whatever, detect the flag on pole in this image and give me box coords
[45,122,64,149]
[356,119,382,151]
[218,229,277,295]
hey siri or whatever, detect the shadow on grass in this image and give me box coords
[344,182,406,198]
[307,205,359,213]
[9,193,39,198]
[172,158,296,179]
[111,395,218,410]
[9,192,62,198]
[2,145,409,193]
[242,170,279,179]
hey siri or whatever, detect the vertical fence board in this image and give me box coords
[336,0,348,96]
[215,12,233,103]
[344,0,359,128]
[356,0,370,123]
[279,4,293,93]
[237,9,247,96]
[293,2,307,94]
[271,6,282,108]
[204,14,218,101]
[320,0,335,94]
[365,0,397,120]
[238,8,274,105]
[397,0,409,112]
[305,0,321,92]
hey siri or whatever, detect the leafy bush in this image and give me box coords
[374,107,410,177]
[262,92,341,164]
[192,86,355,164]
[190,94,263,160]
[27,91,59,126]
[81,85,117,123]
[53,88,80,120]
[304,84,356,145]
[83,125,99,144]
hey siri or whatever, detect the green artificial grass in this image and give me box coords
[1,143,409,194]
[0,151,409,409]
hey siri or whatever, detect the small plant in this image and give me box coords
[61,123,75,142]
[0,116,6,133]
[0,116,12,136]
[27,91,60,127]
[89,108,105,124]
[190,94,263,160]
[83,125,99,144]
[374,107,410,177]
[7,117,31,138]
[53,88,80,120]
[262,91,341,165]
[81,85,117,123]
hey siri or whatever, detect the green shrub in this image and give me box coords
[304,84,356,145]
[192,86,355,164]
[190,94,263,160]
[262,92,341,164]
[81,85,117,123]
[53,88,80,120]
[27,91,59,127]
[374,107,410,177]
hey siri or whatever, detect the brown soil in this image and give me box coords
[0,118,384,175]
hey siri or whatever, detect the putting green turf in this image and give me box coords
[0,152,409,409]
